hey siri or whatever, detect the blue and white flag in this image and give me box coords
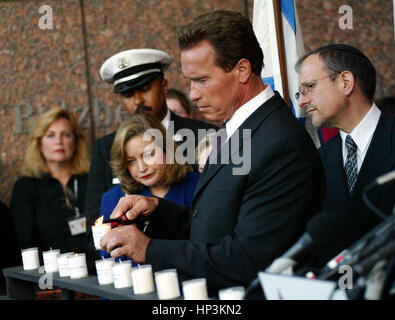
[253,0,321,147]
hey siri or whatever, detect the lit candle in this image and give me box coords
[42,248,60,273]
[182,278,209,300]
[67,253,88,279]
[112,260,132,289]
[57,252,74,277]
[131,264,155,294]
[218,286,245,300]
[95,257,115,286]
[21,247,40,270]
[154,269,180,300]
[91,216,111,250]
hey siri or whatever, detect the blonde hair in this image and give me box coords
[22,108,90,177]
[110,113,191,194]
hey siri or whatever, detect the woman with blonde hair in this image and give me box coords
[10,107,90,253]
[99,113,200,245]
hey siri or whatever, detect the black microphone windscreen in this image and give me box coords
[306,212,345,247]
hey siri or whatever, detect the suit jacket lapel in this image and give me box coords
[352,113,395,204]
[327,135,350,201]
[193,92,284,200]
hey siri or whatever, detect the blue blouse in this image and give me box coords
[99,171,200,260]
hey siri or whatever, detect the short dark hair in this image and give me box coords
[176,10,264,75]
[296,44,376,102]
[166,88,192,114]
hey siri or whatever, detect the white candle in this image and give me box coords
[43,249,60,273]
[154,269,180,300]
[218,286,245,300]
[131,264,155,294]
[21,247,40,270]
[57,252,74,277]
[95,258,115,285]
[182,278,209,300]
[91,216,111,250]
[67,253,88,279]
[112,260,132,289]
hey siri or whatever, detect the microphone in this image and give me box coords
[363,170,395,220]
[244,212,345,298]
[375,170,395,186]
[353,239,395,275]
[266,211,345,274]
[319,213,395,280]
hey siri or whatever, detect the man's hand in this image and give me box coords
[110,195,159,221]
[100,224,150,263]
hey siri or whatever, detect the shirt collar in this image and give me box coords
[226,85,275,139]
[339,102,381,154]
[161,108,171,130]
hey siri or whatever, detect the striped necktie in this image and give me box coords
[344,135,358,195]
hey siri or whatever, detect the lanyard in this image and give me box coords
[73,178,80,217]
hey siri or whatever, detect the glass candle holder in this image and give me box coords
[43,249,60,273]
[95,258,115,286]
[67,253,88,279]
[154,269,180,300]
[218,286,245,300]
[131,264,155,294]
[182,278,209,300]
[112,260,132,289]
[21,247,40,270]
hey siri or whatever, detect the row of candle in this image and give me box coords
[21,247,244,299]
[20,216,245,299]
[21,247,88,279]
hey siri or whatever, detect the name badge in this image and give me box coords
[68,216,87,236]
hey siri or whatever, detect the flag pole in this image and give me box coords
[272,0,290,107]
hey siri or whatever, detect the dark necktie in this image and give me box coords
[344,135,358,195]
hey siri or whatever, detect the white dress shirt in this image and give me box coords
[225,85,275,141]
[161,108,171,130]
[339,103,381,172]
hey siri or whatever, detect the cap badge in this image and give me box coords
[118,57,130,69]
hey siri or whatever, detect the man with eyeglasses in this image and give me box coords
[296,44,394,265]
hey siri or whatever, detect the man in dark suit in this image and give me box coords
[100,10,325,295]
[296,44,395,265]
[84,49,217,227]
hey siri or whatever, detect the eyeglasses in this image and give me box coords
[295,72,340,100]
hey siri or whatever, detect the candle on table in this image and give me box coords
[112,260,132,289]
[95,257,115,286]
[57,252,74,277]
[131,264,155,294]
[91,216,111,250]
[182,278,209,300]
[218,286,245,300]
[21,247,40,270]
[154,269,180,300]
[67,253,88,279]
[43,248,60,273]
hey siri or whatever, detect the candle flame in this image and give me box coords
[95,216,104,226]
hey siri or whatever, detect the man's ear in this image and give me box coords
[339,71,355,97]
[236,59,252,84]
[162,77,169,96]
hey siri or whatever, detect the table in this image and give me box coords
[2,266,159,300]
